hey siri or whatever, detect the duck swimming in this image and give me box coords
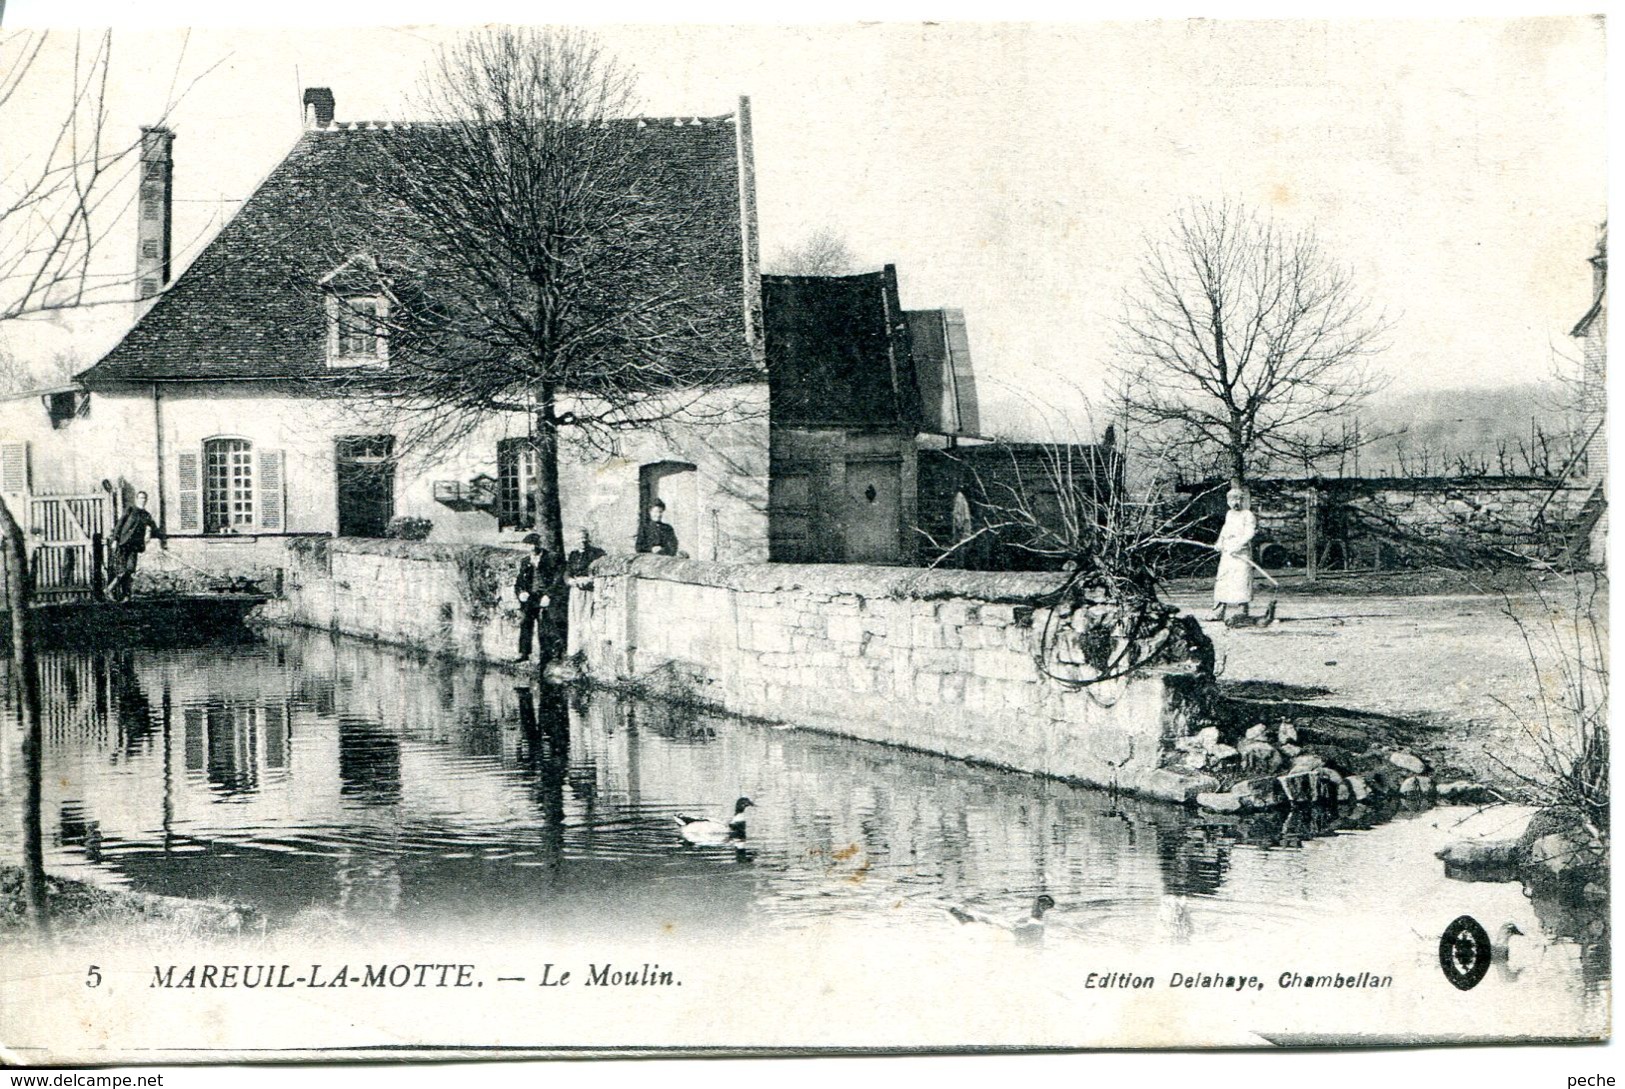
[675,797,754,846]
[947,894,1056,944]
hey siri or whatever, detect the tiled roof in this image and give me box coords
[80,114,747,384]
[763,268,922,429]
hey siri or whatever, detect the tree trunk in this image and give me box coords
[530,392,565,561]
[528,393,568,667]
[0,495,50,935]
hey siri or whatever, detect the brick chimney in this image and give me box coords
[303,87,335,129]
[135,126,174,301]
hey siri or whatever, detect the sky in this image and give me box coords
[0,11,1606,440]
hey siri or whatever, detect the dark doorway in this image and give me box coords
[336,435,395,538]
[638,460,698,558]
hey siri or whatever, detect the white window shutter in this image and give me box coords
[0,441,28,496]
[324,295,340,364]
[259,449,285,531]
[176,451,201,532]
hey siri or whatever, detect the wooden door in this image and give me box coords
[842,459,901,564]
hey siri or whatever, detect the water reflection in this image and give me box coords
[0,628,1608,1026]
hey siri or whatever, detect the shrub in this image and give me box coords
[387,516,433,541]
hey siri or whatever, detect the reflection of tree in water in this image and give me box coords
[516,685,568,870]
[460,699,504,758]
[337,718,402,805]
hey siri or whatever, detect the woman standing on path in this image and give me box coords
[1212,485,1257,622]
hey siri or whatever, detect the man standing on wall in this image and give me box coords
[515,532,560,664]
[108,490,166,602]
[635,498,679,556]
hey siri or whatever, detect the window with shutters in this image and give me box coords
[203,438,254,533]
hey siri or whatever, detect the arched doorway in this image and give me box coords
[638,460,698,558]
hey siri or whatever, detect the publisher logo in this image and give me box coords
[1439,914,1492,991]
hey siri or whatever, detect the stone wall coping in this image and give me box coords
[592,554,1069,603]
[310,540,1073,603]
[317,537,528,563]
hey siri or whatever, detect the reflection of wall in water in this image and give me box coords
[567,688,1189,906]
[337,719,402,805]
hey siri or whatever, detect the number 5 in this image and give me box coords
[86,965,102,988]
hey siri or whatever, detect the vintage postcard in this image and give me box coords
[0,9,1608,1068]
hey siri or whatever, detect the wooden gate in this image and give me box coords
[28,492,110,601]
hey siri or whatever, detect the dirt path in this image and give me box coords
[1163,585,1605,790]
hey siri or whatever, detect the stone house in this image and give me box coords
[0,89,990,591]
[3,91,775,591]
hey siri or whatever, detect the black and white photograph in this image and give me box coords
[0,3,1609,1073]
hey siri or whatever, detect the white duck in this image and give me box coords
[674,797,754,846]
[947,894,1057,944]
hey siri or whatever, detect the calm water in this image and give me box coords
[0,627,1607,1036]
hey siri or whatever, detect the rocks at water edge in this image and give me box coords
[1437,780,1496,804]
[1437,806,1607,890]
[1178,722,1491,818]
[1397,774,1435,798]
[1239,740,1284,774]
[1389,751,1427,774]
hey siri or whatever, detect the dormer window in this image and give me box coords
[328,294,388,366]
[320,254,391,368]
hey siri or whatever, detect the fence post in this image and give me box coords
[92,532,105,601]
[1305,488,1320,583]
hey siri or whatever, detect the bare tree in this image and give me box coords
[0,30,217,321]
[1112,202,1389,487]
[0,29,214,933]
[766,226,856,276]
[322,27,757,560]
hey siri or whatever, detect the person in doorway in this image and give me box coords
[565,528,607,582]
[635,498,679,556]
[515,532,560,663]
[1211,485,1257,623]
[108,490,166,602]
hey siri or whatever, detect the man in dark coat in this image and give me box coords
[565,528,606,581]
[515,533,561,663]
[108,490,165,602]
[635,498,679,556]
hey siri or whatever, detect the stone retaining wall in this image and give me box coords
[572,556,1216,802]
[262,542,1219,803]
[258,537,525,662]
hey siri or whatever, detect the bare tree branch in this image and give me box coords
[1111,201,1391,486]
[307,27,757,558]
